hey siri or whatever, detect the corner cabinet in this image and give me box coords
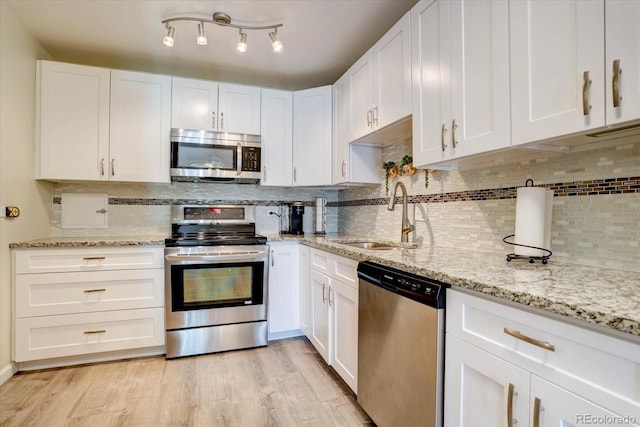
[292,86,333,186]
[171,77,261,135]
[36,61,171,183]
[12,246,165,369]
[260,89,293,186]
[444,289,640,426]
[411,0,510,169]
[308,248,358,393]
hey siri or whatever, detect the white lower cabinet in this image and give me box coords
[267,242,302,339]
[308,248,358,393]
[12,246,166,367]
[444,289,640,427]
[299,245,311,337]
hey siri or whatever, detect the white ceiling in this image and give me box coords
[6,0,418,90]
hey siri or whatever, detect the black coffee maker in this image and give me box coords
[288,202,305,235]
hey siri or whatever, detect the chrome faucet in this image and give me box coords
[387,181,415,243]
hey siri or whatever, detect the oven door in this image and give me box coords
[165,246,268,330]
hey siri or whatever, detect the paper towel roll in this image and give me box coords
[514,187,553,256]
[314,197,326,234]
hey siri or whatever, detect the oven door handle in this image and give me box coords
[165,252,268,264]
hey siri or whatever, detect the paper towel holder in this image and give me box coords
[503,179,553,264]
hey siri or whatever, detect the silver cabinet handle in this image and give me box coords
[322,283,327,304]
[84,288,106,293]
[582,71,592,115]
[507,383,515,427]
[96,209,107,214]
[293,167,297,183]
[212,111,216,129]
[366,108,372,127]
[271,250,274,267]
[263,166,267,182]
[220,112,224,130]
[341,161,346,178]
[83,256,106,261]
[451,119,458,148]
[533,397,542,427]
[372,104,378,126]
[111,159,115,176]
[84,330,106,335]
[328,286,333,307]
[441,124,448,152]
[100,158,105,176]
[504,327,555,352]
[612,59,621,108]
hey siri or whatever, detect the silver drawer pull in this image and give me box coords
[84,330,106,335]
[83,256,106,261]
[503,327,555,352]
[84,288,106,293]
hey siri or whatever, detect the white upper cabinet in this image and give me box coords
[171,77,261,135]
[109,70,171,183]
[292,86,333,186]
[412,0,510,168]
[37,61,171,183]
[349,11,412,142]
[606,0,640,125]
[510,0,605,145]
[37,61,110,181]
[260,89,293,186]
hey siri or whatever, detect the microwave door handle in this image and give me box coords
[237,143,242,176]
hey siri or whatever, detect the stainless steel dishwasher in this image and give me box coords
[357,261,449,427]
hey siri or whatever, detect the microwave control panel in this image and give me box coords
[242,147,261,172]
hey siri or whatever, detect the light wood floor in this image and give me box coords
[0,337,371,427]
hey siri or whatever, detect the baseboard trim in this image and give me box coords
[0,362,18,385]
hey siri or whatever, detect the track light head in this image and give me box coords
[269,30,283,52]
[237,31,248,53]
[197,22,208,45]
[163,25,175,47]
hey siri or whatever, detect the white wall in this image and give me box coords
[0,3,52,383]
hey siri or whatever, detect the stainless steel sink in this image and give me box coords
[342,241,397,250]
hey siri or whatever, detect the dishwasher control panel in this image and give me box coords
[358,261,449,309]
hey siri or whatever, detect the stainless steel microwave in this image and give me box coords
[170,128,261,183]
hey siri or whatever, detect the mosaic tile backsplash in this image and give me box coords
[339,139,640,272]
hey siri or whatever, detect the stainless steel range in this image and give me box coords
[164,205,268,359]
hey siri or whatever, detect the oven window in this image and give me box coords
[171,262,264,311]
[173,142,236,170]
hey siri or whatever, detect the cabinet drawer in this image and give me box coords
[447,289,640,418]
[310,248,331,273]
[333,256,358,288]
[16,269,164,317]
[14,246,164,274]
[14,307,165,362]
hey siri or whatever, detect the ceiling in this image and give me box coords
[6,0,418,90]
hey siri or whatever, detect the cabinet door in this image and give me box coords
[171,77,218,131]
[267,243,300,336]
[109,70,171,183]
[510,0,605,145]
[330,279,358,393]
[332,72,350,184]
[299,245,311,338]
[309,269,330,363]
[37,61,110,181]
[530,376,636,427]
[348,54,375,141]
[292,86,333,186]
[445,334,530,427]
[411,0,450,168]
[260,89,293,186]
[373,11,412,130]
[450,0,510,158]
[218,83,261,135]
[606,0,640,125]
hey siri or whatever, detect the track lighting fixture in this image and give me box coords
[161,12,283,53]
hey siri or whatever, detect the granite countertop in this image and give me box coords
[11,233,640,339]
[270,233,640,339]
